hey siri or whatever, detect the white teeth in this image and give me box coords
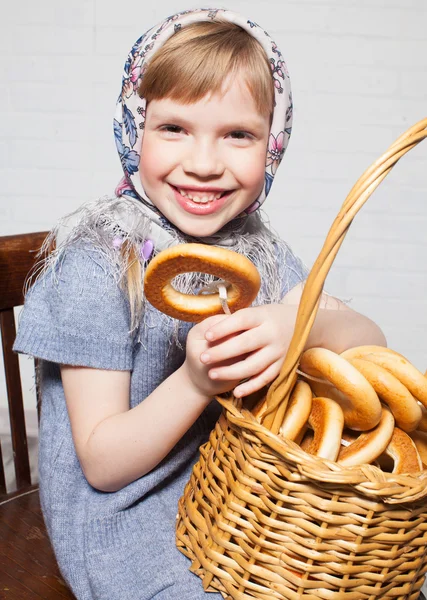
[177,188,224,202]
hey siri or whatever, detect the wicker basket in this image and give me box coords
[176,118,427,599]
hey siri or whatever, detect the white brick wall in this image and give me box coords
[1,0,427,427]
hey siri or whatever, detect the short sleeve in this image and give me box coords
[276,241,309,298]
[13,245,134,370]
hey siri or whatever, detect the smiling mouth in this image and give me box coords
[171,186,230,204]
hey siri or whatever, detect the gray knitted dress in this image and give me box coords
[13,241,307,600]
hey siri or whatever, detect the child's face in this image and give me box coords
[139,75,270,237]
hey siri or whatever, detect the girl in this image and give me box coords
[14,8,386,600]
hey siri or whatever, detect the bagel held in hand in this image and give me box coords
[144,244,261,322]
[145,247,387,401]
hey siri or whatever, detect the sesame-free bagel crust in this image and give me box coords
[144,244,261,322]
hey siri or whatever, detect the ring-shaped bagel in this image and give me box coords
[279,381,313,441]
[409,430,427,469]
[299,348,381,431]
[341,346,427,407]
[337,407,395,467]
[340,345,399,361]
[382,428,422,475]
[144,244,261,322]
[300,396,344,461]
[418,405,427,433]
[348,358,422,432]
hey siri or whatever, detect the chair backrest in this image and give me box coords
[0,232,49,497]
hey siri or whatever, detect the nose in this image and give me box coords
[182,138,224,179]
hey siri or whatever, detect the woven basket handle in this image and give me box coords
[260,118,427,433]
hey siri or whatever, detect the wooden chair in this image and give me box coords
[0,232,76,598]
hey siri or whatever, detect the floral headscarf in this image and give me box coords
[36,8,304,335]
[114,7,293,215]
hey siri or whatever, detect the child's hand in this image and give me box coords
[184,314,243,397]
[185,304,298,399]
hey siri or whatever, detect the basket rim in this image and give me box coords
[217,394,427,504]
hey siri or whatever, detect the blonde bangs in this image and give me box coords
[139,21,274,116]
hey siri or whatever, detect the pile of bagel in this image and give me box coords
[253,345,427,474]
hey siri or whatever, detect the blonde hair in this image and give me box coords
[125,21,274,326]
[121,241,142,329]
[139,21,275,116]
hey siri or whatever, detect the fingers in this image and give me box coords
[199,306,287,398]
[209,347,281,391]
[204,308,261,342]
[200,326,266,365]
[199,313,229,332]
[233,361,282,398]
[191,305,290,398]
[189,314,228,341]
